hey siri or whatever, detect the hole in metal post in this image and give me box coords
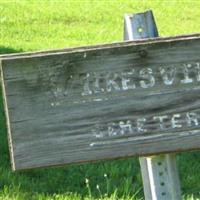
[138,27,143,33]
[161,182,165,186]
[159,172,163,176]
[162,192,166,196]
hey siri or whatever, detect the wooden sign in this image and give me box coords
[1,34,200,171]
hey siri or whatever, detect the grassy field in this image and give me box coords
[1,0,200,199]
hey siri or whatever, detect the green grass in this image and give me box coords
[0,0,200,199]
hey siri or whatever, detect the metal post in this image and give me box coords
[124,10,181,200]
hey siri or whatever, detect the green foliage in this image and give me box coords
[0,0,200,199]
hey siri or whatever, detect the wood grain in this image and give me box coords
[1,34,200,171]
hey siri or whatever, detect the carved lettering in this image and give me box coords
[121,70,136,90]
[159,66,176,85]
[92,111,200,141]
[186,112,199,126]
[181,64,193,84]
[171,114,182,128]
[108,123,118,137]
[137,118,147,132]
[94,72,104,93]
[82,73,92,96]
[153,115,168,130]
[106,73,121,92]
[140,68,155,88]
[50,61,200,104]
[195,62,200,82]
[119,120,133,135]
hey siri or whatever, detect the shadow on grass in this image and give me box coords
[0,46,199,199]
[0,46,23,54]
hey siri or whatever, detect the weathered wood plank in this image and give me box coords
[1,34,200,171]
